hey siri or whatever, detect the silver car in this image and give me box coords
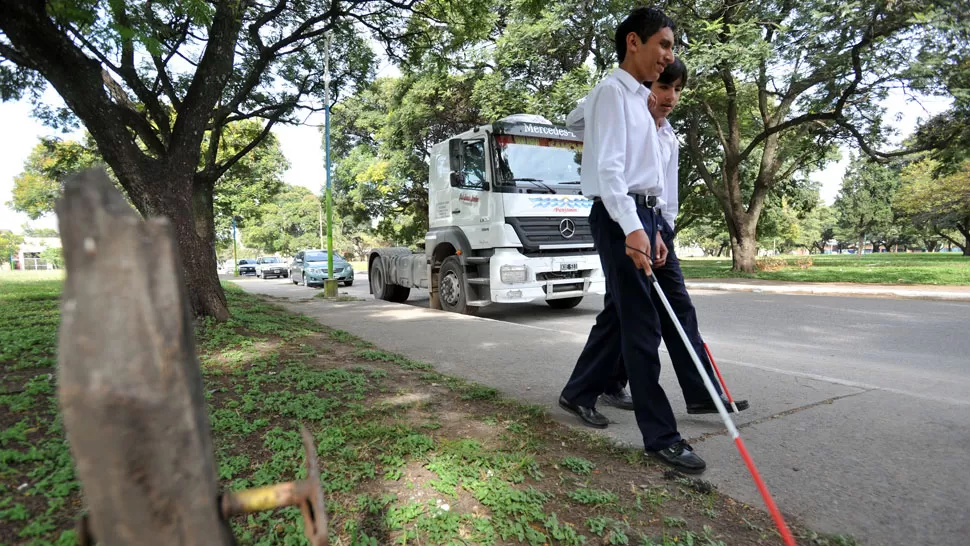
[255,256,288,279]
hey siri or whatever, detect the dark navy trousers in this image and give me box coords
[604,216,722,403]
[560,201,681,451]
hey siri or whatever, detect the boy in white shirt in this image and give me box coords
[557,7,708,474]
[585,59,751,416]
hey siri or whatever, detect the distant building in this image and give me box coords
[17,236,62,270]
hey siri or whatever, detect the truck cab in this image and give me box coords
[369,114,606,314]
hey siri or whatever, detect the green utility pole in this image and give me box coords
[323,30,338,298]
[232,216,239,276]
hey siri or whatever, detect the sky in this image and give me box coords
[0,70,952,234]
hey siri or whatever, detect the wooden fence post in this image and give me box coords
[55,168,235,545]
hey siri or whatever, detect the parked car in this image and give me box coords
[289,249,355,287]
[237,259,257,275]
[256,256,288,279]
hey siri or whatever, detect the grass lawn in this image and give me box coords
[679,253,970,285]
[1,276,858,546]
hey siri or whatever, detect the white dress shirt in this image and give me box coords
[656,118,679,232]
[565,68,665,236]
[566,96,681,234]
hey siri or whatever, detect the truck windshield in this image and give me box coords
[493,135,582,190]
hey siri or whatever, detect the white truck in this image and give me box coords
[367,114,606,314]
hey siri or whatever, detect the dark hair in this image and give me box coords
[646,58,688,88]
[615,7,676,63]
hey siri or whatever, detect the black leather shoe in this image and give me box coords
[646,440,706,474]
[558,396,609,428]
[687,396,749,415]
[598,388,634,411]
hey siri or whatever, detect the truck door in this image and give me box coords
[451,138,490,230]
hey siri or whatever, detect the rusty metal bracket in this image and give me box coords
[220,425,329,546]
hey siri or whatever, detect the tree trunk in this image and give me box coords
[190,176,230,320]
[729,216,758,272]
[122,165,230,320]
[858,233,865,256]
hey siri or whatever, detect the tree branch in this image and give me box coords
[701,100,729,152]
[170,1,245,159]
[218,2,342,121]
[735,7,908,165]
[687,119,725,201]
[776,149,817,183]
[0,0,149,181]
[837,119,935,160]
[100,70,167,156]
[209,118,279,183]
[936,229,967,251]
[0,41,37,70]
[68,16,172,143]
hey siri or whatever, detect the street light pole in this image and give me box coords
[323,30,338,298]
[232,216,238,276]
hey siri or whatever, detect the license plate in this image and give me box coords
[559,263,578,271]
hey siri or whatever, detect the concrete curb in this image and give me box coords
[684,281,970,302]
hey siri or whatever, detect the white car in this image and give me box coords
[255,256,288,279]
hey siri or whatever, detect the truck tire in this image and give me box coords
[438,255,478,315]
[371,258,410,303]
[546,296,583,309]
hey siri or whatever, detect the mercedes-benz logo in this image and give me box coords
[559,218,576,239]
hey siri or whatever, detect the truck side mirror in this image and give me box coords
[450,172,465,187]
[448,138,463,172]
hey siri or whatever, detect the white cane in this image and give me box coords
[629,243,796,546]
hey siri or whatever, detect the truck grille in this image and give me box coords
[506,217,594,252]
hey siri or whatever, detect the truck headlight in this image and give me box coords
[500,265,528,284]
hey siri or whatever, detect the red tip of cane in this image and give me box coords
[734,437,797,546]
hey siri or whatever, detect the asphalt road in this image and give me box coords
[233,273,970,545]
[376,278,970,405]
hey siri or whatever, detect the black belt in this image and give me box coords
[591,193,658,208]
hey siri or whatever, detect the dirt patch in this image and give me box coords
[233,316,813,545]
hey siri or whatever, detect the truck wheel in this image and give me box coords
[371,259,409,302]
[546,296,583,309]
[438,256,478,315]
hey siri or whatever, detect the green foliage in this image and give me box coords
[211,122,289,249]
[240,184,326,256]
[0,231,25,264]
[834,156,900,249]
[8,123,288,254]
[665,0,960,267]
[568,488,619,506]
[21,226,59,238]
[6,136,105,220]
[560,456,595,476]
[39,247,64,269]
[896,159,970,254]
[679,253,970,284]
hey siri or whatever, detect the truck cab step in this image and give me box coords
[466,277,490,285]
[466,299,491,307]
[464,256,490,264]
